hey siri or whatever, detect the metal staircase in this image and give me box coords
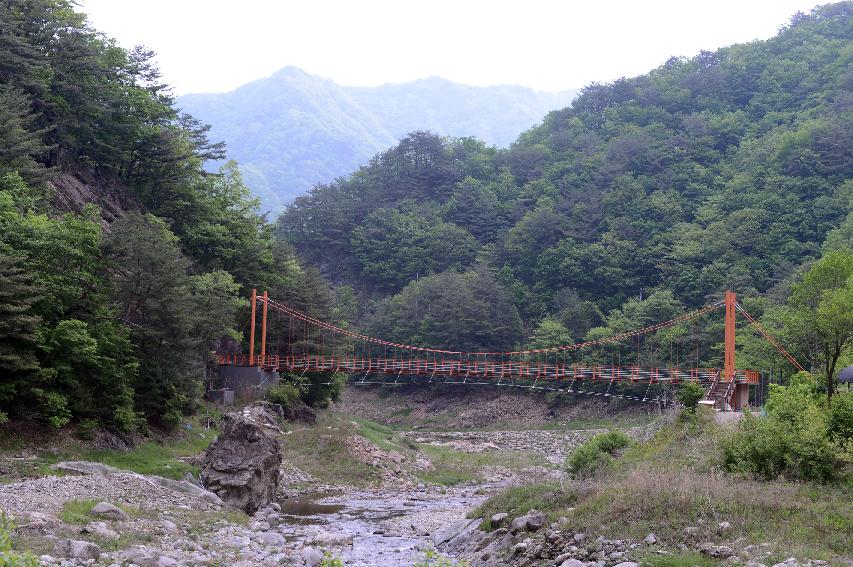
[701,370,735,411]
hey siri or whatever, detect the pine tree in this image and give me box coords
[0,252,41,407]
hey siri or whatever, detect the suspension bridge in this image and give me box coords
[216,290,805,410]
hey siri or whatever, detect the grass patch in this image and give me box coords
[350,416,416,452]
[418,445,547,486]
[637,551,720,566]
[470,482,577,529]
[77,428,216,480]
[59,498,139,524]
[278,413,383,486]
[0,407,221,482]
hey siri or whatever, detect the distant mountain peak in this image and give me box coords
[177,69,579,211]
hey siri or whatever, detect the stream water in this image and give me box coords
[274,488,488,566]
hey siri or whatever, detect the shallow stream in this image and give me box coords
[274,488,487,566]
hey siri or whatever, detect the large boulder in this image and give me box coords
[200,413,282,514]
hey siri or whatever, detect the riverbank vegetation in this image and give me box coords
[472,395,853,561]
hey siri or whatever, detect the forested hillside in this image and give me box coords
[177,67,577,211]
[0,1,341,431]
[280,3,852,362]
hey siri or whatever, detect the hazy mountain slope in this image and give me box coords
[177,67,577,211]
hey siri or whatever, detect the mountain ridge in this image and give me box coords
[177,68,578,211]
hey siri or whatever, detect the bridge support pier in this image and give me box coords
[732,383,750,410]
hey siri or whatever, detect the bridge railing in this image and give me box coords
[216,353,765,384]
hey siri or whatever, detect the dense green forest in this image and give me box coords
[280,3,852,390]
[177,68,577,211]
[0,0,342,431]
[0,1,851,434]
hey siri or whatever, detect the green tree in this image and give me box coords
[787,250,853,402]
[0,251,41,421]
[104,213,200,425]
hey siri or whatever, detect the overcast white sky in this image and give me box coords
[80,0,823,95]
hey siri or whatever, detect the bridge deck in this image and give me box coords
[218,354,759,384]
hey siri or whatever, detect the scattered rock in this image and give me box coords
[312,530,354,546]
[200,413,283,514]
[684,526,699,535]
[81,521,119,540]
[146,475,224,506]
[509,509,548,533]
[157,556,179,567]
[701,543,736,558]
[89,501,129,521]
[283,400,318,424]
[644,533,657,544]
[159,519,179,533]
[717,520,732,532]
[490,512,508,526]
[301,546,324,566]
[53,539,101,561]
[559,559,586,567]
[256,531,286,546]
[613,563,640,567]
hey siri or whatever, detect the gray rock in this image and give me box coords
[158,519,178,533]
[53,461,127,475]
[684,526,699,535]
[81,522,119,540]
[509,509,548,534]
[717,520,732,532]
[573,532,586,543]
[89,501,129,521]
[119,546,157,567]
[53,539,101,561]
[301,546,324,566]
[490,512,508,526]
[559,560,586,567]
[200,413,283,514]
[146,475,224,506]
[257,531,286,547]
[613,563,639,567]
[157,557,179,567]
[432,518,479,546]
[644,533,657,544]
[701,543,736,558]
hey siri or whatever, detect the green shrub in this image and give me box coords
[594,430,631,453]
[828,392,853,443]
[722,410,789,480]
[32,388,71,428]
[0,512,38,566]
[677,382,705,412]
[76,418,99,440]
[722,382,850,483]
[266,381,305,408]
[320,552,344,567]
[566,430,631,478]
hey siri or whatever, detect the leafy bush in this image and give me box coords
[0,512,38,566]
[31,388,71,428]
[266,380,305,409]
[566,430,631,478]
[828,392,853,442]
[722,377,850,483]
[677,382,705,412]
[75,418,98,440]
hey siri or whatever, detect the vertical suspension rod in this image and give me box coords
[249,288,257,366]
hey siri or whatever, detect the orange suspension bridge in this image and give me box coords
[217,290,805,410]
